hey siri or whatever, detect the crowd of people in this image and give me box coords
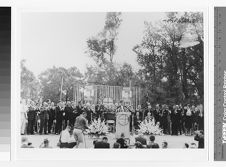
[21,98,204,149]
[21,130,204,149]
[21,99,204,137]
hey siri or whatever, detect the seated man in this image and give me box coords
[94,137,110,149]
[39,138,52,148]
[162,141,168,149]
[147,135,159,148]
[194,130,204,148]
[135,132,147,147]
[113,142,121,149]
[116,133,128,149]
[59,125,71,148]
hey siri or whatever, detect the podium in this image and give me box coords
[115,112,131,138]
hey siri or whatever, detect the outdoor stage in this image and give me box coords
[23,133,198,149]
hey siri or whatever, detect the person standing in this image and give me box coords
[84,103,93,124]
[27,101,37,135]
[39,102,49,135]
[198,106,204,130]
[171,105,178,135]
[153,104,161,124]
[20,100,28,135]
[185,105,193,135]
[73,112,89,148]
[144,102,153,120]
[48,102,56,134]
[64,101,74,127]
[134,111,142,130]
[55,102,63,135]
[162,105,169,134]
[175,105,182,135]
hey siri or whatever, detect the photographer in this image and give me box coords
[194,130,204,148]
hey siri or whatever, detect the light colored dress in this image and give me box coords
[21,103,28,134]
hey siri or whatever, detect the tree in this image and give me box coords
[39,66,83,103]
[86,12,122,66]
[133,12,203,104]
[21,60,40,101]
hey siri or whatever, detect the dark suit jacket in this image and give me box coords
[194,134,204,148]
[147,142,160,148]
[94,141,110,148]
[135,136,147,145]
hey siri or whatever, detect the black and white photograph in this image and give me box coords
[20,12,204,149]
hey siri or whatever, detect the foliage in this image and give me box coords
[86,12,122,66]
[38,66,84,103]
[85,62,142,87]
[133,12,203,105]
[21,60,41,101]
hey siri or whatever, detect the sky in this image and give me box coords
[21,12,166,77]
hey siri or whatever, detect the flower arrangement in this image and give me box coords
[138,119,163,135]
[87,118,109,137]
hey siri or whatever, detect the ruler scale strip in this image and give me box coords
[214,7,226,161]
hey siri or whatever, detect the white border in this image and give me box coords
[12,0,209,162]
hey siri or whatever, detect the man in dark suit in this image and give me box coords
[55,102,63,134]
[147,135,159,149]
[64,101,74,127]
[116,133,128,149]
[94,137,110,149]
[27,101,37,135]
[194,130,204,148]
[135,132,147,146]
[144,102,153,120]
[39,102,49,135]
[48,102,56,134]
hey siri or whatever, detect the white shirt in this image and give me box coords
[60,129,70,143]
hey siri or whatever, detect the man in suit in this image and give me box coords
[147,135,159,149]
[135,132,147,146]
[39,102,49,135]
[144,102,153,120]
[194,130,204,148]
[64,101,74,127]
[48,102,55,134]
[94,137,110,148]
[27,101,37,135]
[55,102,63,134]
[116,133,128,149]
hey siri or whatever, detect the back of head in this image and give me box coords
[102,137,108,142]
[43,138,49,145]
[113,142,120,148]
[184,143,189,148]
[149,135,155,142]
[135,141,143,148]
[162,141,168,148]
